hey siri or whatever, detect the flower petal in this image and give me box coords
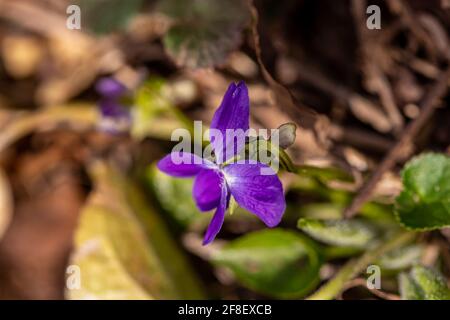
[157,152,213,177]
[210,81,249,163]
[193,169,223,211]
[96,77,127,98]
[99,99,130,119]
[223,162,285,227]
[203,181,228,245]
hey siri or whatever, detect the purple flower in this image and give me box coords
[157,82,286,245]
[96,77,131,133]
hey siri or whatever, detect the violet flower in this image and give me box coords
[157,81,286,245]
[95,77,131,133]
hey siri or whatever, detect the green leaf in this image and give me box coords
[76,0,143,34]
[399,265,450,300]
[297,202,395,225]
[158,0,250,68]
[299,203,343,220]
[67,162,205,299]
[378,245,423,270]
[147,164,202,228]
[68,205,160,299]
[398,273,424,300]
[212,229,323,298]
[124,170,206,299]
[68,172,175,299]
[297,218,377,248]
[411,265,450,300]
[295,165,354,183]
[395,153,450,230]
[131,78,195,139]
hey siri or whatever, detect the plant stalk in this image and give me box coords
[306,231,416,300]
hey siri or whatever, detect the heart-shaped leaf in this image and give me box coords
[298,218,377,248]
[158,0,250,68]
[399,265,450,300]
[395,153,450,230]
[212,229,322,298]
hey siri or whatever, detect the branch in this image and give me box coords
[344,67,450,218]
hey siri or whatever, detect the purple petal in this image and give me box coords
[99,99,130,119]
[193,169,223,211]
[96,77,127,98]
[223,162,285,227]
[157,152,213,177]
[203,181,228,245]
[97,100,131,134]
[210,81,249,163]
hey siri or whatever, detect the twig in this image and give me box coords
[341,278,401,300]
[387,0,437,59]
[344,67,450,218]
[306,232,415,300]
[351,0,404,134]
[293,60,393,133]
[329,125,394,153]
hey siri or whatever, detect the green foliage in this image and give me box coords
[297,218,377,248]
[297,201,395,225]
[377,244,423,270]
[147,164,202,228]
[298,203,343,220]
[158,0,250,68]
[68,162,205,299]
[395,153,450,230]
[132,78,194,139]
[295,165,354,183]
[69,205,163,299]
[399,265,450,300]
[398,273,423,300]
[69,167,176,299]
[212,229,323,298]
[76,0,143,34]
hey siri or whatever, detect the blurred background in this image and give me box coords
[0,0,449,300]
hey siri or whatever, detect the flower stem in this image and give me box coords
[306,231,416,300]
